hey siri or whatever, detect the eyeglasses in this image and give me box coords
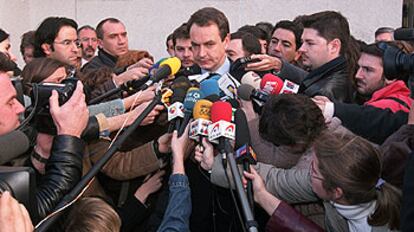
[310,160,324,181]
[54,39,81,48]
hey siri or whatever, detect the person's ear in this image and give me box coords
[332,186,344,201]
[41,43,52,56]
[328,38,341,56]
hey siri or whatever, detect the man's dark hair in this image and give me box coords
[96,18,122,40]
[0,29,10,43]
[301,11,350,55]
[172,23,190,47]
[272,20,303,50]
[238,25,269,42]
[301,11,359,81]
[77,25,96,35]
[255,21,274,39]
[20,31,35,57]
[166,33,173,48]
[33,17,78,58]
[259,94,326,151]
[375,27,394,37]
[230,31,261,56]
[187,7,229,41]
[361,43,383,58]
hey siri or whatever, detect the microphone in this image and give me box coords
[139,56,181,91]
[234,109,257,209]
[167,88,186,133]
[241,71,261,90]
[177,87,203,136]
[0,130,30,165]
[200,79,221,97]
[171,76,192,91]
[260,73,284,95]
[237,84,269,104]
[189,99,213,142]
[260,73,299,95]
[208,101,235,148]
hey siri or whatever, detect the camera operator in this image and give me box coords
[0,54,89,223]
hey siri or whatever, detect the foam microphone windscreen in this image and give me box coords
[171,76,192,91]
[183,87,203,112]
[237,84,255,101]
[260,73,284,95]
[241,71,261,90]
[234,109,251,150]
[160,57,182,76]
[170,88,187,103]
[211,101,233,123]
[0,130,30,165]
[204,94,220,103]
[200,79,221,97]
[193,99,213,120]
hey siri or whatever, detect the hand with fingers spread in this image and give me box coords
[0,191,33,232]
[194,138,215,171]
[49,81,89,138]
[245,54,283,72]
[134,170,166,204]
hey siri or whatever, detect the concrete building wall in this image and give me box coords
[0,0,403,67]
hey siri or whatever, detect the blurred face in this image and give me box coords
[375,32,393,43]
[226,39,246,62]
[310,153,332,201]
[0,74,25,135]
[0,38,17,62]
[43,67,67,84]
[299,28,339,70]
[23,46,34,64]
[79,28,98,60]
[42,26,80,66]
[355,53,385,96]
[167,39,175,56]
[174,38,194,67]
[99,22,128,57]
[190,23,229,72]
[268,28,298,63]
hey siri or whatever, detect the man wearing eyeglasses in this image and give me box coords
[33,17,80,67]
[77,25,98,66]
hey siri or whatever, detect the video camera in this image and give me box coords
[0,166,35,217]
[377,27,414,97]
[27,78,77,135]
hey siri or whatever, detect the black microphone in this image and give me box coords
[234,109,257,210]
[0,130,30,165]
[237,84,269,104]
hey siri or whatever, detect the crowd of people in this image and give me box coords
[0,5,413,232]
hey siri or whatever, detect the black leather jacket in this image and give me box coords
[32,135,84,223]
[279,56,354,103]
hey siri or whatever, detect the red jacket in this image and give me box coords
[365,80,412,113]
